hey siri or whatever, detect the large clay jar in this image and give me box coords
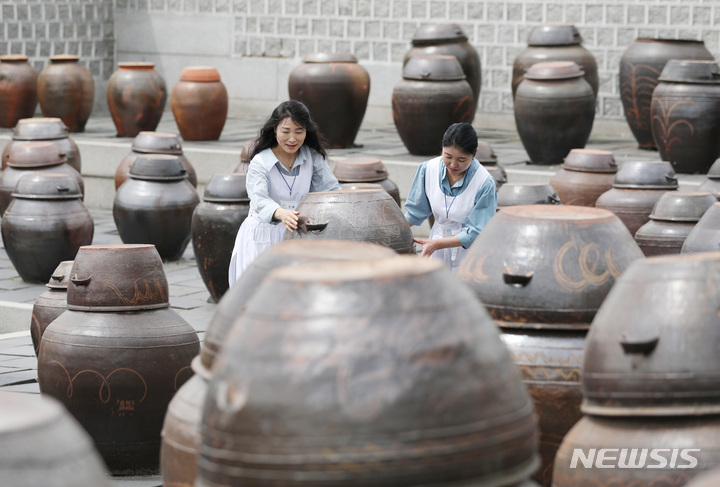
[333,156,401,205]
[549,149,617,207]
[2,117,81,172]
[476,140,507,189]
[392,55,474,156]
[0,391,111,487]
[37,54,94,132]
[456,205,644,486]
[285,189,415,253]
[515,61,595,165]
[497,183,561,208]
[651,60,720,174]
[698,158,720,198]
[2,173,93,284]
[114,154,200,261]
[635,192,716,256]
[620,38,714,150]
[38,244,200,474]
[107,62,167,137]
[595,160,678,237]
[115,131,197,189]
[682,202,720,254]
[0,141,84,216]
[171,66,228,141]
[512,24,598,99]
[30,260,73,356]
[0,54,38,128]
[288,54,369,148]
[191,173,250,303]
[198,257,540,487]
[404,23,481,115]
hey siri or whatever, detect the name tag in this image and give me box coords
[281,200,298,211]
[441,223,454,238]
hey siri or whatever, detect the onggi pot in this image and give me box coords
[333,156,401,206]
[115,131,197,189]
[698,158,720,198]
[682,202,720,254]
[37,54,94,132]
[171,66,228,141]
[30,260,73,356]
[549,149,617,207]
[497,183,561,208]
[107,62,167,137]
[2,117,81,172]
[0,54,38,128]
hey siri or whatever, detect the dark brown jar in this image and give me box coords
[171,66,228,141]
[2,117,81,172]
[549,149,617,207]
[620,38,714,150]
[333,157,401,206]
[0,54,38,128]
[37,54,94,132]
[288,53,369,148]
[682,202,720,254]
[651,60,720,174]
[285,189,415,253]
[37,244,200,474]
[404,23,481,116]
[107,62,167,137]
[698,158,720,198]
[198,258,539,487]
[191,173,250,303]
[30,260,73,356]
[515,61,595,165]
[634,192,716,256]
[512,24,598,99]
[115,131,197,189]
[497,183,561,208]
[393,55,474,156]
[476,140,507,189]
[113,154,200,261]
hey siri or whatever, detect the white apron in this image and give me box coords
[425,156,489,272]
[228,157,313,285]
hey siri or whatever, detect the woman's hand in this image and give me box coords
[413,236,462,257]
[274,207,300,232]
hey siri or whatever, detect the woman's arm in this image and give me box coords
[246,156,281,223]
[309,149,342,191]
[404,161,433,226]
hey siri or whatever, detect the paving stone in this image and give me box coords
[0,368,37,386]
[0,356,38,369]
[0,382,40,394]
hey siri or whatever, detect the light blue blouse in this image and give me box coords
[404,158,497,248]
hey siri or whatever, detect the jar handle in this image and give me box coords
[502,266,533,287]
[50,273,66,282]
[548,194,561,204]
[619,333,659,355]
[70,274,92,286]
[305,222,329,234]
[56,185,70,193]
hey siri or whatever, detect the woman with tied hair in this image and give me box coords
[404,122,497,272]
[228,100,341,285]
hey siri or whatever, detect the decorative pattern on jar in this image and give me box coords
[2,117,81,172]
[333,157,401,206]
[171,66,228,141]
[107,62,167,137]
[37,54,94,132]
[115,131,197,189]
[30,261,73,356]
[0,54,38,128]
[549,149,618,207]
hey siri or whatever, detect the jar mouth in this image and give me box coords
[0,54,29,62]
[118,61,156,69]
[49,54,79,62]
[179,66,222,82]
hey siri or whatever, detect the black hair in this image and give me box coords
[441,123,478,156]
[248,100,328,160]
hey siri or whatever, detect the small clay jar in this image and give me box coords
[2,117,81,172]
[115,131,197,188]
[476,140,507,189]
[333,157,401,206]
[37,54,94,132]
[698,157,720,198]
[549,149,618,206]
[0,54,38,128]
[497,183,561,208]
[171,66,228,141]
[30,260,74,356]
[107,62,168,137]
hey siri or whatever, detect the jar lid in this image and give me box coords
[13,118,69,141]
[204,173,249,202]
[0,54,29,62]
[475,140,498,164]
[118,61,155,69]
[180,66,222,82]
[562,149,618,173]
[649,191,716,222]
[497,183,561,207]
[129,154,188,181]
[613,160,678,189]
[7,141,66,168]
[707,158,720,179]
[527,24,583,46]
[411,23,468,44]
[131,131,183,154]
[302,53,358,63]
[524,61,584,80]
[49,54,79,62]
[11,172,83,200]
[45,260,74,289]
[658,59,720,84]
[334,157,389,182]
[402,55,466,81]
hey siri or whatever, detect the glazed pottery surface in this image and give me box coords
[497,183,561,207]
[107,62,167,137]
[682,202,720,254]
[171,66,228,141]
[30,260,73,356]
[37,54,94,132]
[115,131,197,188]
[0,54,38,128]
[1,117,81,172]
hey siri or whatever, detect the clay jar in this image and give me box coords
[107,62,167,137]
[635,192,716,256]
[515,61,595,165]
[0,54,38,128]
[115,131,197,189]
[114,154,200,261]
[682,202,720,254]
[38,244,200,474]
[651,60,720,174]
[497,183,561,208]
[699,158,720,198]
[620,38,714,150]
[288,54,369,148]
[198,258,539,487]
[191,173,250,303]
[0,141,84,216]
[2,117,81,172]
[1,173,93,284]
[393,55,474,156]
[171,66,228,141]
[37,54,94,132]
[476,140,507,189]
[512,24,598,99]
[333,157,401,205]
[404,23,481,115]
[549,149,618,207]
[30,260,73,356]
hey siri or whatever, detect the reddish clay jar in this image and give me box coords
[115,131,197,189]
[0,54,38,128]
[30,260,74,356]
[2,117,81,172]
[171,66,228,141]
[549,149,617,207]
[107,62,167,137]
[37,54,94,132]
